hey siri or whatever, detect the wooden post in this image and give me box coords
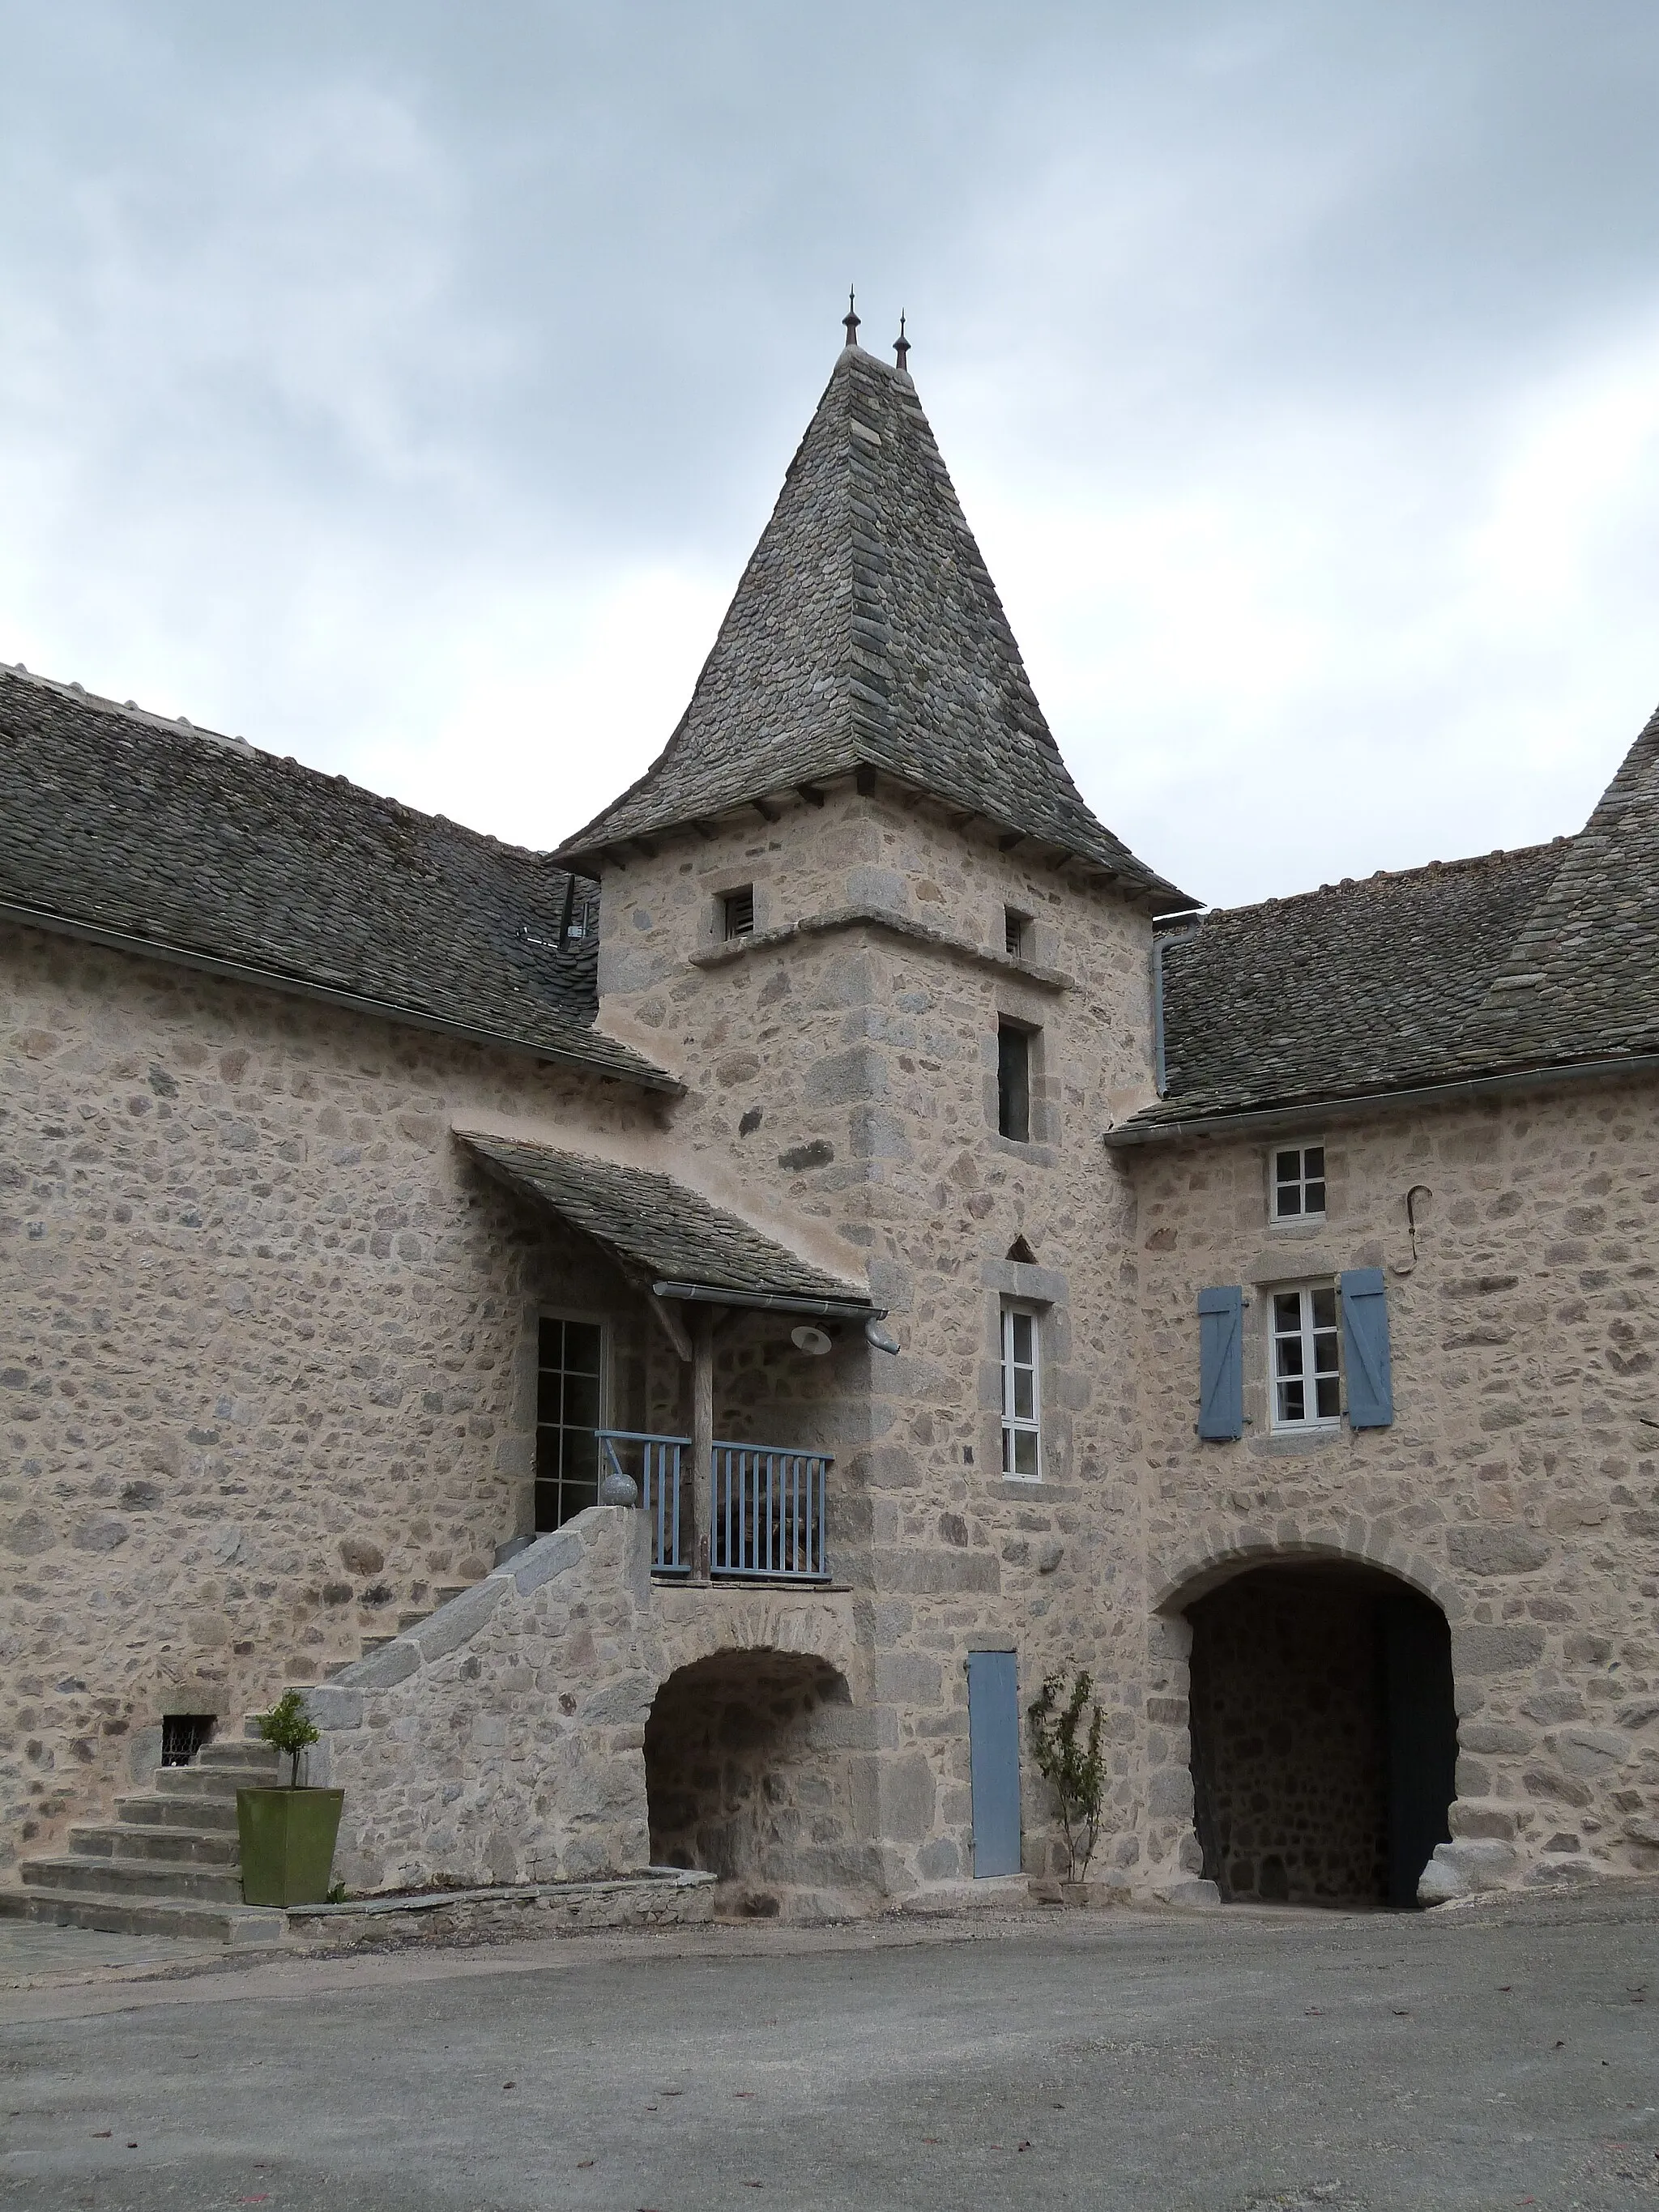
[691,1306,716,1584]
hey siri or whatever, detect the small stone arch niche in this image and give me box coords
[643,1649,861,1917]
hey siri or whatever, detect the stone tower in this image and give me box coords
[554,332,1198,1894]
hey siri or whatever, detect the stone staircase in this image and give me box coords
[0,1735,291,1946]
[0,1579,477,1945]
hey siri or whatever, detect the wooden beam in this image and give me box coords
[751,795,780,825]
[646,1292,693,1363]
[689,1306,717,1583]
[795,782,825,808]
[998,832,1024,853]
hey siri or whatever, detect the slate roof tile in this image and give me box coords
[555,345,1192,911]
[0,665,675,1091]
[458,1133,876,1311]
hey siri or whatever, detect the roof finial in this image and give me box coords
[842,287,860,350]
[893,312,910,373]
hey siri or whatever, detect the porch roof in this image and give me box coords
[458,1132,880,1317]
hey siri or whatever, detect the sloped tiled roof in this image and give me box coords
[458,1133,877,1311]
[1466,699,1659,1066]
[1132,843,1571,1130]
[556,344,1192,912]
[1124,695,1659,1136]
[0,665,676,1091]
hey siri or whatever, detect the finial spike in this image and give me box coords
[842,287,860,349]
[893,311,910,373]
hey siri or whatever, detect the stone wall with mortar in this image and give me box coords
[588,779,1165,1896]
[0,920,660,1873]
[1188,1568,1390,1905]
[1126,1075,1659,1898]
[305,1504,865,1906]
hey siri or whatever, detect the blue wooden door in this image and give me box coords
[968,1650,1021,1877]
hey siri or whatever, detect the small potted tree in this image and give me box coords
[236,1691,346,1908]
[1028,1669,1107,1903]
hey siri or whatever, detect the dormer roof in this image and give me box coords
[555,343,1193,913]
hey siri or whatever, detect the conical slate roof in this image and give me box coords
[557,343,1192,911]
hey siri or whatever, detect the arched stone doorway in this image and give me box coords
[644,1650,861,1916]
[1185,1562,1456,1907]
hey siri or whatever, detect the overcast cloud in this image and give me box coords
[5,2,1659,907]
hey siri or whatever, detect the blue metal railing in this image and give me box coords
[594,1430,831,1583]
[598,1431,687,1574]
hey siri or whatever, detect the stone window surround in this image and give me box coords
[980,1257,1069,1483]
[1230,1247,1374,1452]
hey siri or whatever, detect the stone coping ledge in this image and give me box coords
[690,904,1073,992]
[290,1869,715,1921]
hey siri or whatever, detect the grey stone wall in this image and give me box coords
[1128,1076,1659,1896]
[591,782,1162,1895]
[0,921,654,1869]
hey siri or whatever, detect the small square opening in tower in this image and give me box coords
[723,887,756,940]
[1004,907,1031,959]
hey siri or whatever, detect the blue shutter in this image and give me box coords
[1196,1285,1244,1440]
[1341,1267,1394,1428]
[968,1651,1022,1877]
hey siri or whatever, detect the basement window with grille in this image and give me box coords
[723,886,756,940]
[161,1714,216,1767]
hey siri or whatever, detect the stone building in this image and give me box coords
[2,322,1656,1937]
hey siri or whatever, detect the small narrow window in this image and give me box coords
[1273,1143,1326,1221]
[997,1022,1031,1141]
[1004,907,1031,958]
[161,1715,216,1767]
[1270,1285,1341,1428]
[723,887,756,940]
[1000,1304,1041,1478]
[535,1316,604,1531]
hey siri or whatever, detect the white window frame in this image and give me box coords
[1268,1282,1342,1431]
[535,1309,612,1528]
[1270,1140,1327,1223]
[1000,1302,1042,1480]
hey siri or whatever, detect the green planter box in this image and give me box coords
[237,1788,345,1907]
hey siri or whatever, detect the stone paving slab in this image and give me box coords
[0,1918,224,1992]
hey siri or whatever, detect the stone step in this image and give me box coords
[0,1884,287,1947]
[153,1763,272,1800]
[117,1791,240,1833]
[23,1855,246,1904]
[200,1739,281,1774]
[69,1822,240,1867]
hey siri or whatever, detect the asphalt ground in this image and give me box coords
[2,1890,1656,2211]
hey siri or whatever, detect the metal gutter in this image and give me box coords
[652,1281,883,1319]
[0,894,684,1094]
[1104,1049,1659,1149]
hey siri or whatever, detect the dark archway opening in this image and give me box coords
[1186,1562,1456,1908]
[644,1652,859,1915]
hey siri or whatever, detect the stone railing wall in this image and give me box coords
[300,1504,864,1903]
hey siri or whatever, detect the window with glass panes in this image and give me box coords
[1270,1285,1341,1427]
[535,1317,603,1531]
[1273,1144,1326,1220]
[1000,1304,1041,1477]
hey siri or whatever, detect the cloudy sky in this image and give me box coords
[5,2,1659,908]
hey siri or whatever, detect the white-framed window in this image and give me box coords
[1000,1303,1041,1478]
[1269,1285,1341,1429]
[1272,1142,1326,1222]
[535,1313,607,1530]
